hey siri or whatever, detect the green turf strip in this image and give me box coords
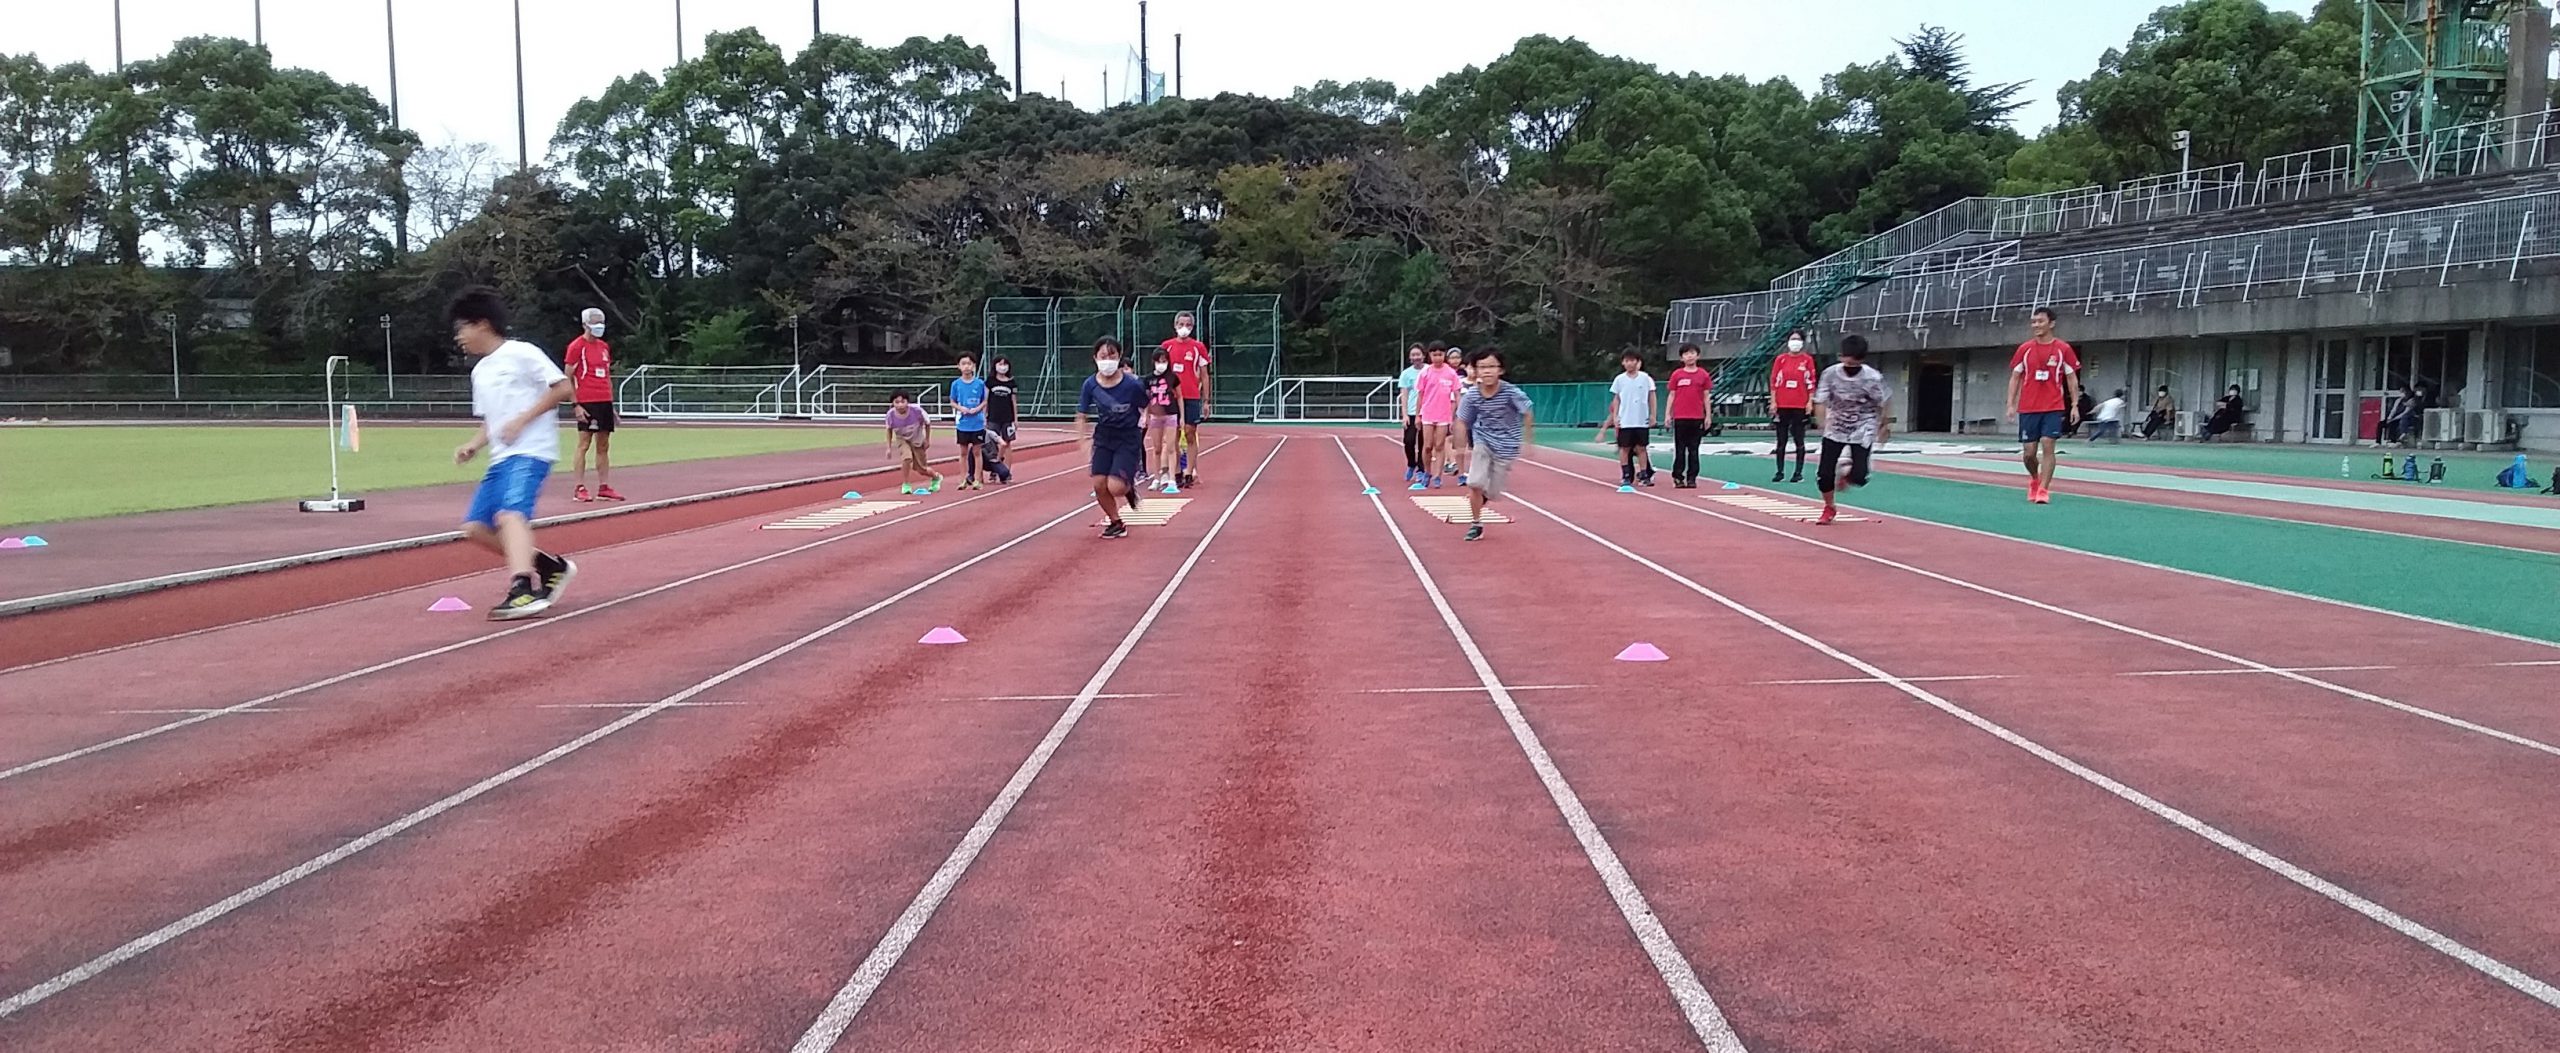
[1540,437,2560,644]
[2,423,868,525]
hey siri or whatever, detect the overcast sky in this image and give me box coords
[10,0,2323,161]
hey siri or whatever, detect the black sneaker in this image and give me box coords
[1773,469,1786,482]
[1101,521,1129,539]
[1464,524,1485,542]
[1790,471,1805,483]
[488,575,551,621]
[535,553,578,608]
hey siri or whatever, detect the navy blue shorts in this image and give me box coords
[2018,410,2068,443]
[1181,398,1206,426]
[1091,439,1142,481]
[465,456,550,529]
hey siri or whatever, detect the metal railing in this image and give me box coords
[1251,376,1400,423]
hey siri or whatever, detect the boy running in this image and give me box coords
[1600,350,1657,487]
[1398,343,1427,484]
[1666,343,1713,488]
[563,307,622,502]
[886,392,940,495]
[1770,330,1817,482]
[1453,347,1534,542]
[1079,337,1148,539]
[1162,311,1212,488]
[1144,347,1183,493]
[2006,306,2082,504]
[984,356,1019,484]
[949,354,990,490]
[1812,335,1891,526]
[448,287,578,620]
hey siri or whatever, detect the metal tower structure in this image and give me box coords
[2357,0,2530,177]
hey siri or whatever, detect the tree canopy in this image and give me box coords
[0,2,2378,382]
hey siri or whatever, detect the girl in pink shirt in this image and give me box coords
[1413,346,1464,488]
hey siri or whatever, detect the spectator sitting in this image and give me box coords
[2142,385,2174,439]
[2380,385,2417,446]
[2200,385,2247,442]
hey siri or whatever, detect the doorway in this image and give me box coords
[1915,362,1955,432]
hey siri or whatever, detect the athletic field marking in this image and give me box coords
[761,501,918,531]
[532,701,754,710]
[1706,494,1867,523]
[0,443,1236,784]
[1508,492,2560,1015]
[943,693,1166,703]
[104,708,297,716]
[0,496,1106,1021]
[1757,675,2013,686]
[1116,498,1192,526]
[789,439,1287,1052]
[1520,440,2560,655]
[1520,456,2560,760]
[1334,437,1747,1053]
[2116,665,2398,678]
[1410,495,1509,524]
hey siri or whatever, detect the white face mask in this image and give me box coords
[1787,338,1805,353]
[587,324,606,338]
[1175,326,1193,338]
[1154,361,1170,374]
[1096,358,1121,377]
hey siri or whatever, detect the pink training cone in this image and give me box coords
[427,596,472,612]
[918,626,968,645]
[0,538,26,549]
[1614,642,1669,662]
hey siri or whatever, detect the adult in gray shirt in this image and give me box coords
[1811,335,1891,526]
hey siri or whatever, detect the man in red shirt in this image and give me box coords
[1666,343,1714,488]
[1768,330,1818,482]
[2005,306,2082,504]
[562,307,623,502]
[1161,310,1212,487]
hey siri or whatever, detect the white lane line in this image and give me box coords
[1519,438,2560,655]
[2116,666,2399,678]
[789,438,1288,1053]
[0,496,1106,1021]
[1332,437,1746,1052]
[1517,456,2560,761]
[947,693,1165,703]
[532,702,754,710]
[1757,675,2014,686]
[103,708,297,716]
[0,443,1238,784]
[1508,491,2560,1014]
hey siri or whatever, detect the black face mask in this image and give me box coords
[1842,363,1865,376]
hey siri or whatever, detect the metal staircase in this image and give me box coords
[1706,252,1893,399]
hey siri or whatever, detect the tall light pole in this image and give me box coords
[1014,0,1024,99]
[380,315,396,399]
[254,0,264,46]
[114,0,124,71]
[166,313,180,399]
[1138,1,1149,104]
[513,0,529,169]
[675,0,686,63]
[388,0,408,257]
[812,0,821,36]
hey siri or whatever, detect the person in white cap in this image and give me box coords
[562,307,622,501]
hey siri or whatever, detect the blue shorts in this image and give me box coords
[1091,439,1142,481]
[465,456,551,529]
[1181,398,1206,426]
[2018,411,2067,443]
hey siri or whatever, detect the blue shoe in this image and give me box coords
[1409,480,1427,491]
[1430,475,1444,489]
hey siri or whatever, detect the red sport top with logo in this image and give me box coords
[1769,351,1818,410]
[563,334,614,403]
[2010,338,2081,414]
[1162,337,1211,400]
[1668,365,1712,420]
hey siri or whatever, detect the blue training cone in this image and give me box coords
[842,490,863,500]
[1362,486,1380,495]
[1617,484,1637,494]
[20,535,46,546]
[1720,481,1742,490]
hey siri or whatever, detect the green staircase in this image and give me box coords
[1708,253,1893,399]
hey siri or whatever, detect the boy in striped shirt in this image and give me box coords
[1452,347,1534,542]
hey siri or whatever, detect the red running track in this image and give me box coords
[3,429,2559,1051]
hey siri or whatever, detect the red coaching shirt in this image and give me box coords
[563,334,614,404]
[1769,351,1818,411]
[1668,365,1712,420]
[1162,337,1211,400]
[2010,338,2080,414]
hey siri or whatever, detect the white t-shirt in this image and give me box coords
[1610,372,1656,428]
[471,339,567,463]
[2096,396,2126,423]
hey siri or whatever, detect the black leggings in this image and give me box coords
[1671,418,1706,481]
[1403,419,1423,470]
[1817,438,1871,494]
[1774,409,1811,460]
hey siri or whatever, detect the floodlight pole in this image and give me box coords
[791,315,803,416]
[380,314,395,399]
[166,312,179,398]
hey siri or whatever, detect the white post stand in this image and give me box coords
[300,355,367,513]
